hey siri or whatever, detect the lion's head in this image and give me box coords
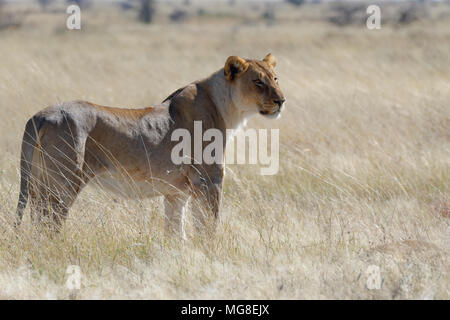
[224,53,285,119]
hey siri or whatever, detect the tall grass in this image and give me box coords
[0,4,448,299]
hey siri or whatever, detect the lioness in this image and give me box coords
[15,54,285,237]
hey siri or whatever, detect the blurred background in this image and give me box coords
[1,0,449,30]
[0,0,448,299]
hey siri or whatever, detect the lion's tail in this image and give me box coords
[15,115,44,227]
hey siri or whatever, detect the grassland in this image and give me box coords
[0,2,448,299]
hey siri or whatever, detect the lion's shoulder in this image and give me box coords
[167,82,224,132]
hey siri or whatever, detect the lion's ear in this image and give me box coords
[224,56,249,81]
[263,53,277,68]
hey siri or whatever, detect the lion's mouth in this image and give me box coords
[259,107,281,116]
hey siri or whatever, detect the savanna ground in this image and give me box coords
[0,1,448,299]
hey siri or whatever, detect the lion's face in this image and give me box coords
[224,53,285,119]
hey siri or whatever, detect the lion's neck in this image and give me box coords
[205,70,254,134]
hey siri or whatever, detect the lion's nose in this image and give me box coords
[274,99,285,108]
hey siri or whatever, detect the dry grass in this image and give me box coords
[0,3,449,299]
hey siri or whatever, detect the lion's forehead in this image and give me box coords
[247,61,276,79]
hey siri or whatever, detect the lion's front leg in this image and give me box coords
[164,194,189,239]
[191,182,222,236]
[189,165,224,237]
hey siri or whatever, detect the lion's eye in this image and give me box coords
[254,79,264,87]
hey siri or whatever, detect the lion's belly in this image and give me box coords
[91,170,186,199]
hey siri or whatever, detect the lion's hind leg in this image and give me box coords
[32,118,88,232]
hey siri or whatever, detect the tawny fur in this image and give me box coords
[15,54,285,237]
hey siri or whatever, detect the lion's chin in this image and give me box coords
[259,109,281,119]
